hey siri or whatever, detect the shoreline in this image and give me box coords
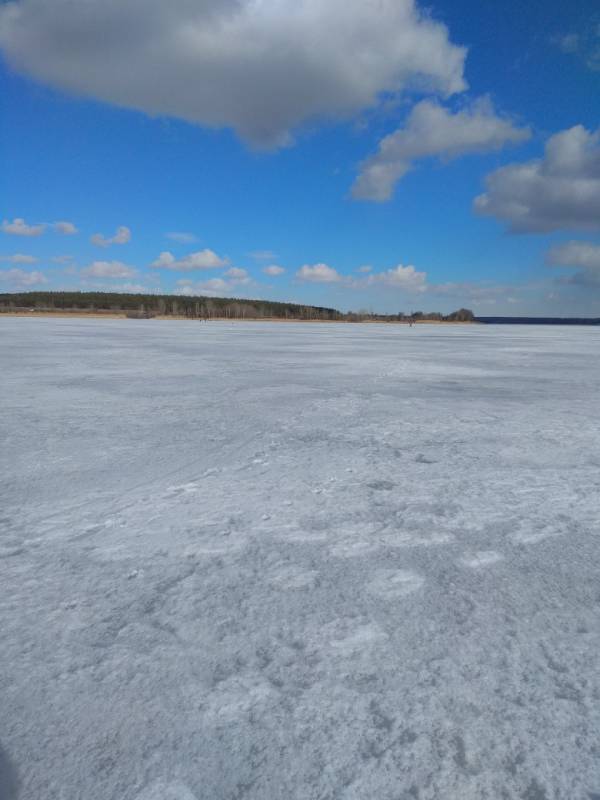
[0,310,476,324]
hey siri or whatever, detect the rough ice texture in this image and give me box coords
[1,318,600,800]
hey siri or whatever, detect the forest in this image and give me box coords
[0,291,475,323]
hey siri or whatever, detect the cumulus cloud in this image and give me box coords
[81,260,137,278]
[54,220,78,235]
[151,249,228,271]
[356,265,373,273]
[546,240,600,271]
[368,264,427,292]
[262,264,285,276]
[2,218,78,237]
[296,263,341,283]
[177,278,230,297]
[1,217,45,236]
[0,253,38,264]
[474,125,600,232]
[0,268,48,286]
[224,267,250,282]
[91,225,131,247]
[176,268,251,297]
[353,98,530,201]
[166,231,198,244]
[0,0,467,148]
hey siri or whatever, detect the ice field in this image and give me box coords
[2,317,600,800]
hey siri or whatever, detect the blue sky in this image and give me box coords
[1,0,599,314]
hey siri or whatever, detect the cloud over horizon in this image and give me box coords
[475,125,600,232]
[367,264,428,292]
[1,218,46,237]
[546,240,600,271]
[91,226,131,247]
[177,267,251,297]
[353,98,530,202]
[296,264,342,283]
[151,249,228,271]
[0,268,48,287]
[1,218,78,237]
[0,0,467,149]
[262,265,285,276]
[0,253,38,264]
[81,260,137,279]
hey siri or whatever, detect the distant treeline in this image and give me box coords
[477,316,600,326]
[0,291,475,323]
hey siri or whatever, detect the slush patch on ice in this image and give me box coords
[459,550,504,568]
[367,569,424,599]
[135,780,197,800]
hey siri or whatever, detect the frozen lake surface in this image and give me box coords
[2,317,600,800]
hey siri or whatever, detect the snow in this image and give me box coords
[1,317,600,800]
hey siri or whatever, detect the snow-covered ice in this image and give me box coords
[1,317,600,800]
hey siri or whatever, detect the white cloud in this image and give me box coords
[0,0,467,149]
[225,267,250,282]
[151,249,228,271]
[1,217,45,236]
[356,265,373,273]
[0,253,38,264]
[0,268,48,286]
[166,231,198,243]
[54,220,77,235]
[180,278,230,295]
[81,260,137,278]
[546,241,600,271]
[262,264,285,276]
[176,268,251,296]
[113,283,157,294]
[2,218,78,237]
[251,250,278,262]
[353,97,530,201]
[368,264,427,292]
[296,263,342,283]
[51,255,74,264]
[474,125,600,232]
[91,225,131,247]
